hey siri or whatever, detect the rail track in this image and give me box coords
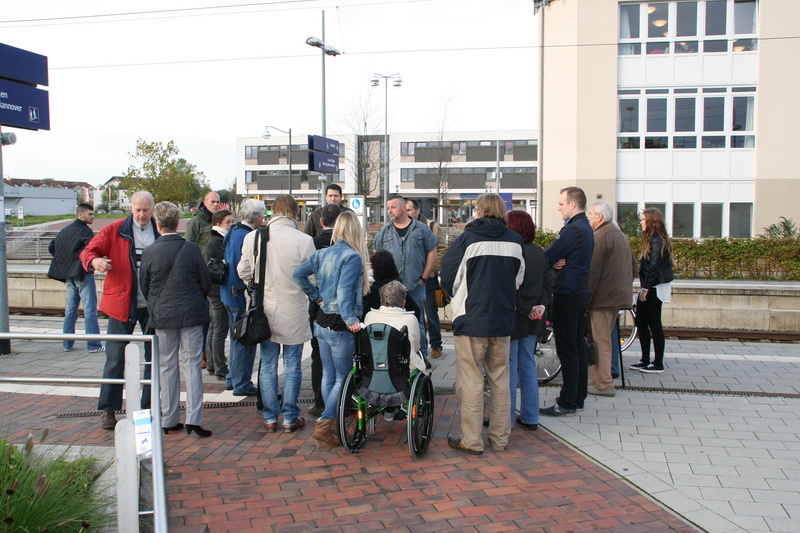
[11,307,798,343]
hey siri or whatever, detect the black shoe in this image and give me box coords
[100,410,117,430]
[629,361,649,370]
[162,423,184,434]
[308,405,324,417]
[611,372,620,379]
[515,416,538,431]
[233,388,258,397]
[482,417,490,428]
[539,404,577,417]
[186,424,212,437]
[639,363,664,373]
[446,434,482,455]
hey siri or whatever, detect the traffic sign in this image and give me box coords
[0,78,50,131]
[0,43,48,87]
[308,135,340,155]
[348,195,365,215]
[309,151,339,173]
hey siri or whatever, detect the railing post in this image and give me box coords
[124,344,142,415]
[115,418,139,533]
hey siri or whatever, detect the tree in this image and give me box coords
[760,216,799,239]
[419,101,454,227]
[120,139,208,207]
[101,184,119,211]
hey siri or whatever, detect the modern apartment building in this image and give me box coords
[236,130,538,225]
[538,0,799,237]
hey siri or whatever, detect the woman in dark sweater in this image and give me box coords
[204,209,233,380]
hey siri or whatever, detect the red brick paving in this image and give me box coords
[0,391,698,532]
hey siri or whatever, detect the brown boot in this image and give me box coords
[312,419,339,448]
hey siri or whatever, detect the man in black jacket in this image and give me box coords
[440,193,524,455]
[48,203,104,353]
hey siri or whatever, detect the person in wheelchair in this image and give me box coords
[363,280,427,376]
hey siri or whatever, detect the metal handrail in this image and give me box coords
[0,332,167,533]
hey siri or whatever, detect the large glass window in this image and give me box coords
[729,203,752,238]
[620,3,640,39]
[675,98,696,132]
[701,203,723,237]
[705,0,727,35]
[672,203,694,238]
[647,99,668,132]
[620,100,640,132]
[617,203,640,228]
[732,96,754,131]
[648,3,669,38]
[676,2,698,36]
[734,0,757,35]
[704,97,725,131]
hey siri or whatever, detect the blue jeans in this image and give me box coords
[611,321,621,376]
[258,341,303,425]
[63,275,101,351]
[98,308,152,411]
[314,324,355,421]
[510,334,539,426]
[409,283,428,357]
[224,304,256,394]
[424,276,442,349]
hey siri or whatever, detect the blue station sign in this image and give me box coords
[308,135,340,155]
[0,43,48,87]
[309,151,339,173]
[0,78,50,131]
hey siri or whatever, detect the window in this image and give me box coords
[704,97,725,131]
[729,203,752,238]
[672,203,694,238]
[701,203,723,237]
[705,0,727,35]
[452,142,466,155]
[620,100,639,132]
[648,3,669,38]
[401,168,415,182]
[702,136,726,148]
[620,3,640,39]
[732,96,754,131]
[734,0,757,35]
[647,99,667,132]
[617,203,639,227]
[675,41,699,53]
[704,39,728,52]
[675,98,696,131]
[676,1,698,36]
[245,146,258,159]
[674,136,697,148]
[645,136,669,149]
[618,137,641,149]
[620,43,642,55]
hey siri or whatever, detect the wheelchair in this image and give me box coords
[337,323,435,457]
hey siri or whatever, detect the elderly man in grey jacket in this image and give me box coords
[586,202,637,396]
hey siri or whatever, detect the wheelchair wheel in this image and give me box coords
[536,324,561,384]
[407,373,435,458]
[618,307,638,352]
[338,371,367,453]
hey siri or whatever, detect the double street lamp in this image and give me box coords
[262,126,292,195]
[371,73,402,223]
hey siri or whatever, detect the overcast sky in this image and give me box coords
[1,0,539,190]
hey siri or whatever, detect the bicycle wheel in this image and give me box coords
[618,307,638,352]
[536,325,561,384]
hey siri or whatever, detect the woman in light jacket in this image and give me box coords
[293,211,369,447]
[238,195,316,434]
[630,208,674,374]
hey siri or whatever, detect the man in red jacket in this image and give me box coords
[81,191,160,430]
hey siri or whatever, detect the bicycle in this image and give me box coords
[536,307,637,384]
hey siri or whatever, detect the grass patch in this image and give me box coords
[1,430,115,531]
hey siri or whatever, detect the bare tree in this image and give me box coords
[335,93,384,202]
[420,101,454,227]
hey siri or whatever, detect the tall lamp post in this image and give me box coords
[371,73,402,224]
[262,126,292,195]
[306,11,340,206]
[0,130,17,355]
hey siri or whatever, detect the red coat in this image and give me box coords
[80,215,159,323]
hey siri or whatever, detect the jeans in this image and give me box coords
[409,283,428,357]
[98,308,152,411]
[63,275,101,351]
[258,341,303,425]
[551,292,590,410]
[315,324,355,421]
[509,334,538,426]
[424,276,442,349]
[206,286,229,377]
[224,304,256,394]
[611,321,621,376]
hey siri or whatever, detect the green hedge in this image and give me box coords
[533,230,800,280]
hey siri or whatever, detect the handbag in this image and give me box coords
[142,242,185,334]
[232,226,271,346]
[206,257,227,284]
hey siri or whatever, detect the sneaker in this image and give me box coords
[639,363,664,373]
[588,385,616,397]
[89,346,105,353]
[539,404,577,417]
[63,347,73,352]
[629,360,649,370]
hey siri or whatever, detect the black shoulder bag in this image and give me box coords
[232,226,271,346]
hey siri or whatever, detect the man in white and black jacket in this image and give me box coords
[440,193,524,455]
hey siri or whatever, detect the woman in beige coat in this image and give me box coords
[238,195,316,434]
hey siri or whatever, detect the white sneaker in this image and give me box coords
[89,346,106,353]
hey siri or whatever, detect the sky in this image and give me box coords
[0,0,540,191]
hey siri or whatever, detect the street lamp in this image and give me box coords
[306,11,340,205]
[371,72,402,223]
[262,126,292,195]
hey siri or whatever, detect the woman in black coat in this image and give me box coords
[362,249,421,321]
[204,209,233,380]
[630,208,674,374]
[140,202,212,437]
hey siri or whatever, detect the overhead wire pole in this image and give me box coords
[0,128,16,355]
[371,73,402,224]
[535,0,548,229]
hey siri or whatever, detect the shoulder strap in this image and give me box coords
[252,226,270,307]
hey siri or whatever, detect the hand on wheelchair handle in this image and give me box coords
[348,322,364,333]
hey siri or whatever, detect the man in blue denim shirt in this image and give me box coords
[220,199,265,396]
[373,196,438,359]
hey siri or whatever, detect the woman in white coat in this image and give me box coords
[238,195,316,434]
